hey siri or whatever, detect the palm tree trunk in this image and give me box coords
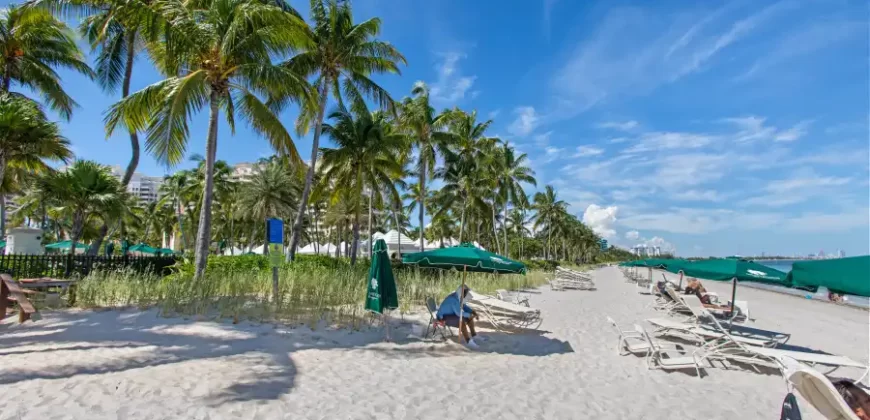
[350,187,362,265]
[491,203,500,254]
[0,153,6,237]
[393,204,402,258]
[314,207,321,255]
[335,221,342,258]
[520,208,525,259]
[502,195,509,258]
[193,92,220,280]
[459,195,467,243]
[289,79,329,261]
[418,159,426,252]
[262,220,268,256]
[120,33,139,186]
[175,199,187,252]
[70,210,84,256]
[546,215,552,260]
[367,181,373,257]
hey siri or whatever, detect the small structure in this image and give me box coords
[5,228,44,255]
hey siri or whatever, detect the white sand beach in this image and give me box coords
[1,267,867,419]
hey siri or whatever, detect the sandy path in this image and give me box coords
[0,267,866,419]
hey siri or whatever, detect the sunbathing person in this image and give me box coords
[834,379,870,420]
[436,285,480,348]
[684,278,743,315]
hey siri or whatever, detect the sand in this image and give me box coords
[1,266,867,419]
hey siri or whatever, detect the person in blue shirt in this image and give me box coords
[436,285,480,348]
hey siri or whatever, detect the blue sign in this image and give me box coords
[267,218,283,244]
[599,239,608,251]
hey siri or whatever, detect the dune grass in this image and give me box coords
[73,259,550,328]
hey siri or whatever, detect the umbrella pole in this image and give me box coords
[457,265,467,344]
[729,276,737,331]
[678,271,684,289]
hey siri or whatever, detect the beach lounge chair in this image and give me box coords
[646,317,776,348]
[682,295,790,345]
[681,291,750,324]
[607,316,652,356]
[554,267,596,290]
[663,284,693,316]
[496,289,530,307]
[780,356,862,420]
[634,324,706,378]
[424,297,453,339]
[467,291,542,331]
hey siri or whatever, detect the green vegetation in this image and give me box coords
[74,255,549,327]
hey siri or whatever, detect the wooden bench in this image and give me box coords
[1,274,39,323]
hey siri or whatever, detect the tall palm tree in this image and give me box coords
[319,106,404,265]
[493,144,535,258]
[0,4,93,119]
[532,185,566,260]
[284,0,405,261]
[0,93,73,235]
[34,160,124,253]
[106,0,309,279]
[158,170,191,252]
[399,82,453,251]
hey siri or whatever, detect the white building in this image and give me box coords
[110,166,164,204]
[231,162,256,181]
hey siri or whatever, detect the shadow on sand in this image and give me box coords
[0,308,573,406]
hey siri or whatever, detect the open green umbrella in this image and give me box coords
[403,243,525,344]
[45,240,88,251]
[365,239,398,313]
[128,243,158,254]
[679,258,787,320]
[401,243,527,274]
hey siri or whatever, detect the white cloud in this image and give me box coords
[429,52,477,105]
[741,170,853,208]
[670,189,725,202]
[582,204,619,239]
[608,137,629,144]
[487,109,501,119]
[544,146,564,162]
[597,120,638,131]
[622,131,715,154]
[625,230,640,240]
[619,207,782,235]
[737,20,863,81]
[508,106,539,137]
[533,131,552,147]
[780,209,870,233]
[573,145,604,157]
[549,3,789,116]
[721,116,811,143]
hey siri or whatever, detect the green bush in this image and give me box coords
[521,259,558,271]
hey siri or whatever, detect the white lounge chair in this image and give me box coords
[496,289,530,307]
[553,267,596,290]
[780,356,861,420]
[607,316,651,356]
[683,295,790,345]
[635,324,705,378]
[646,317,776,348]
[467,291,542,331]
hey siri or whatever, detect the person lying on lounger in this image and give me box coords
[835,379,870,420]
[436,285,480,348]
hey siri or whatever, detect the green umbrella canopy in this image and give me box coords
[45,240,88,250]
[679,258,787,285]
[365,239,399,313]
[786,256,870,297]
[128,243,158,254]
[155,248,175,256]
[402,243,527,274]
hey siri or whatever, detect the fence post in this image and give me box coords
[65,252,73,277]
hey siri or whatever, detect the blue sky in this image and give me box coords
[9,0,869,257]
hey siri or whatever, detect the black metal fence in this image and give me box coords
[0,254,179,278]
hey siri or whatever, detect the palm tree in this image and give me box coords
[319,107,404,265]
[34,161,124,253]
[284,0,406,261]
[239,159,300,254]
[493,144,535,258]
[0,93,73,235]
[158,170,191,252]
[399,82,454,251]
[532,185,566,260]
[106,0,309,279]
[0,4,93,119]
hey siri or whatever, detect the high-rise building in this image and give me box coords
[109,166,163,203]
[837,249,846,258]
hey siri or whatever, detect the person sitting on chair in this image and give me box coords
[436,285,480,348]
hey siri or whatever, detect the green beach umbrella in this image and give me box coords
[105,241,115,257]
[45,240,88,251]
[679,258,787,321]
[365,239,398,314]
[401,243,527,274]
[128,243,158,254]
[155,248,175,256]
[786,256,870,297]
[121,239,130,255]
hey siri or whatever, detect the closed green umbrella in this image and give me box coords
[365,239,398,313]
[401,243,527,274]
[786,256,870,297]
